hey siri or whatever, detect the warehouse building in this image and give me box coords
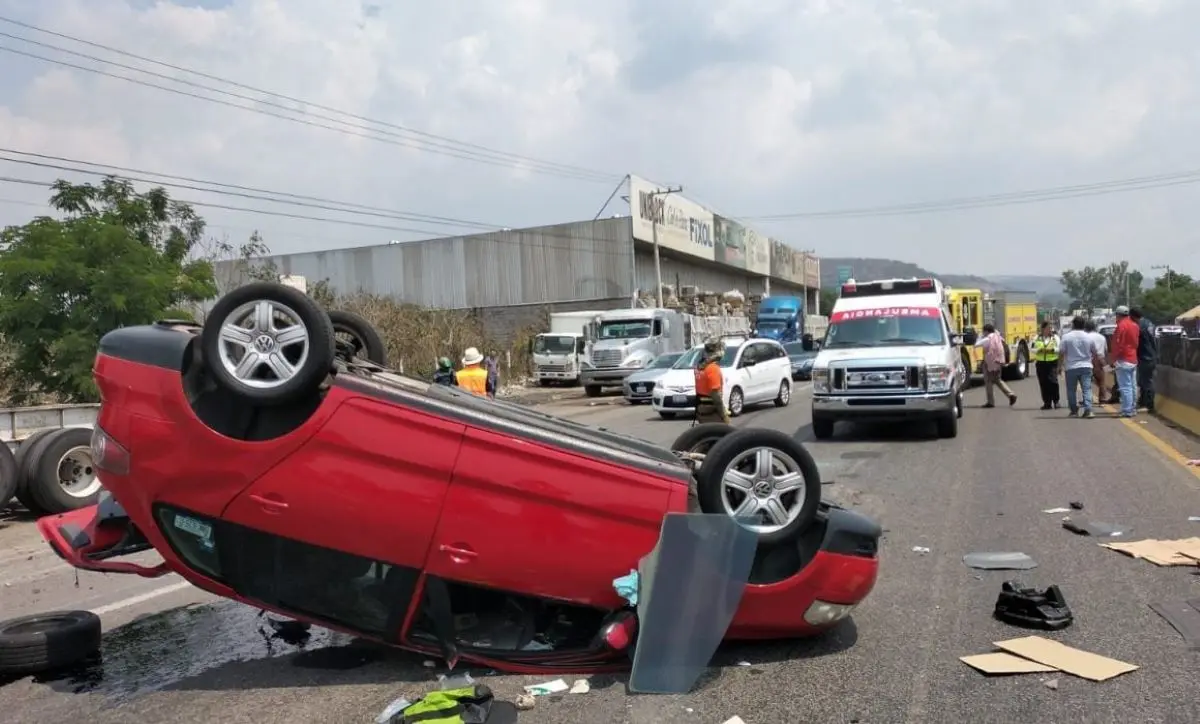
[231,175,821,341]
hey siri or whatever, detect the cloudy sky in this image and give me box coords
[0,0,1197,278]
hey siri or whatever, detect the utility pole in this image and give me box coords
[1151,264,1172,290]
[647,186,683,308]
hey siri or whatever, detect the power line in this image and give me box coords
[744,168,1200,220]
[0,16,616,182]
[0,151,503,232]
[0,36,615,184]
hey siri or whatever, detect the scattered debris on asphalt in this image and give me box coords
[525,679,570,695]
[721,717,748,724]
[963,552,1038,570]
[569,679,590,694]
[993,581,1073,630]
[1100,538,1200,566]
[964,636,1137,682]
[375,684,511,724]
[960,652,1056,675]
[1044,677,1060,690]
[1061,516,1129,537]
[912,546,931,554]
[1149,600,1200,649]
[1187,459,1199,466]
[1043,507,1072,514]
[1189,516,1200,522]
[1070,501,1085,510]
[515,694,536,710]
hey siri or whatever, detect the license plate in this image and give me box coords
[638,385,649,393]
[174,515,212,540]
[672,395,687,403]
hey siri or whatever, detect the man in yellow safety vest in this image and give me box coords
[1031,321,1061,410]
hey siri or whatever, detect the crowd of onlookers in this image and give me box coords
[430,347,501,397]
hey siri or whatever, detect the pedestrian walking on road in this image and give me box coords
[978,324,1017,408]
[694,338,731,425]
[1111,306,1140,418]
[1130,308,1158,412]
[456,347,489,396]
[484,350,500,399]
[1059,316,1100,418]
[1032,321,1061,409]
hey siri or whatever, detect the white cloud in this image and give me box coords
[0,0,1198,277]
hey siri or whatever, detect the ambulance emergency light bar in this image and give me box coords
[841,278,935,297]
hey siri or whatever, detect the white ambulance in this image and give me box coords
[810,277,965,440]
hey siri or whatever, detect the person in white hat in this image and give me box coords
[456,347,488,396]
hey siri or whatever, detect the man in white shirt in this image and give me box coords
[1058,316,1103,418]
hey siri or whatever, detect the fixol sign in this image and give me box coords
[629,174,715,263]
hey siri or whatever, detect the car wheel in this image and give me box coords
[28,428,103,515]
[696,428,822,545]
[0,610,101,676]
[936,411,959,439]
[13,429,58,515]
[812,415,835,440]
[728,387,745,417]
[956,392,964,419]
[774,379,791,407]
[200,282,335,405]
[670,423,737,456]
[585,385,602,398]
[0,443,16,508]
[328,310,386,365]
[658,411,677,420]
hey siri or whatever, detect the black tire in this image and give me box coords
[28,428,102,515]
[13,429,58,515]
[538,379,550,387]
[658,411,677,420]
[0,610,101,675]
[0,443,16,508]
[812,415,835,440]
[200,282,335,405]
[670,423,736,455]
[696,428,822,545]
[774,380,791,407]
[584,385,602,398]
[728,387,745,417]
[956,392,964,419]
[328,310,386,365]
[936,411,959,439]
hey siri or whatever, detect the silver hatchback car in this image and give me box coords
[622,352,684,403]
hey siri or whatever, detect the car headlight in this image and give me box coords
[925,364,953,393]
[624,356,650,369]
[812,368,830,393]
[804,600,856,626]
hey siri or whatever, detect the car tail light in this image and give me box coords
[917,278,934,289]
[91,425,130,476]
[804,600,856,626]
[598,612,638,651]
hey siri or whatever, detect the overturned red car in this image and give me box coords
[37,283,880,689]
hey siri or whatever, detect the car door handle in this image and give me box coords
[439,544,477,560]
[249,494,289,512]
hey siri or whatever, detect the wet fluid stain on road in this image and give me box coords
[20,600,376,705]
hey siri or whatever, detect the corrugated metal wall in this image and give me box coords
[220,218,634,310]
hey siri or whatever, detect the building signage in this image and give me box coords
[629,175,715,262]
[745,229,770,275]
[769,239,792,281]
[712,216,747,269]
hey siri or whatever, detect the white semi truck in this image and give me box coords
[531,311,605,386]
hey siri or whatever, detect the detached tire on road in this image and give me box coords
[0,610,101,676]
[200,282,335,405]
[696,428,822,545]
[0,443,17,508]
[27,428,103,515]
[328,310,386,365]
[12,429,59,515]
[670,423,736,456]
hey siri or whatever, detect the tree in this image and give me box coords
[0,178,220,402]
[1059,266,1109,310]
[1140,271,1200,325]
[1102,261,1142,309]
[819,288,839,315]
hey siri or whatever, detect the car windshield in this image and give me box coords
[824,313,946,348]
[649,353,682,369]
[533,335,576,354]
[598,320,652,339]
[673,346,739,369]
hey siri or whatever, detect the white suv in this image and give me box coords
[651,338,793,420]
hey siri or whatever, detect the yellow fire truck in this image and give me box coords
[946,288,1038,383]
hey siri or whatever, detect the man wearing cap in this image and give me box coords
[456,347,489,396]
[694,338,731,424]
[1110,306,1140,417]
[433,357,458,387]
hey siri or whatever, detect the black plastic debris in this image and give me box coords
[1069,501,1084,510]
[1149,600,1200,650]
[993,581,1074,630]
[1061,516,1128,537]
[963,552,1038,570]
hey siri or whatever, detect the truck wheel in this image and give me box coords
[0,610,101,675]
[0,443,16,508]
[696,428,822,545]
[28,428,103,514]
[812,416,835,440]
[670,423,736,456]
[936,410,959,439]
[328,310,386,365]
[538,379,551,387]
[13,429,59,516]
[584,385,602,398]
[200,282,335,405]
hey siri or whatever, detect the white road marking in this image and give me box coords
[89,579,192,616]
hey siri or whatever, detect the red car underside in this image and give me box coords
[38,326,879,675]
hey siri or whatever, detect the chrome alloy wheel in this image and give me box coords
[719,446,809,534]
[216,300,311,389]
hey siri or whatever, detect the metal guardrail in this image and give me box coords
[1159,335,1200,373]
[1,404,100,450]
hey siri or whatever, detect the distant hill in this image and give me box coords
[819,258,1063,297]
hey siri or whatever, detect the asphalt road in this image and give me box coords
[3,377,1200,724]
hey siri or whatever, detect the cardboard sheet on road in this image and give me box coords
[1100,537,1200,566]
[993,636,1139,682]
[960,652,1058,675]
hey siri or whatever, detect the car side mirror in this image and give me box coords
[951,334,964,346]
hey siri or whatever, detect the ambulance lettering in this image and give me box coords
[830,307,940,323]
